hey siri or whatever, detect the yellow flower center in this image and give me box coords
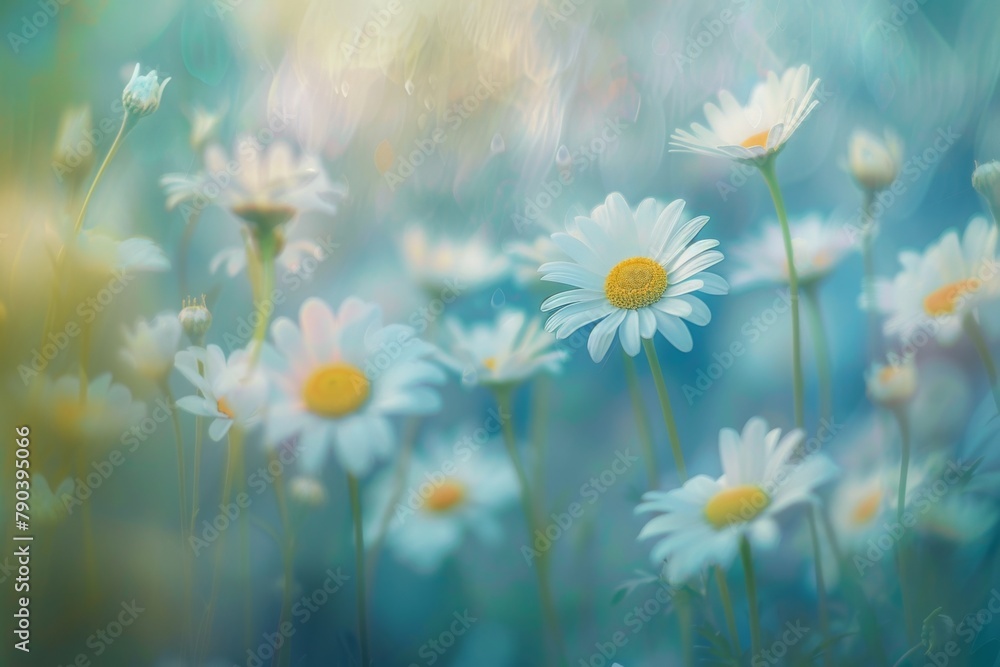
[604,257,668,310]
[704,485,770,529]
[217,397,235,419]
[878,365,901,385]
[425,481,466,512]
[923,279,981,317]
[851,489,882,525]
[302,363,370,418]
[741,130,771,149]
[483,357,497,371]
[54,400,87,440]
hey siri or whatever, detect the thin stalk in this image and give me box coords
[347,474,372,667]
[713,566,740,655]
[861,191,880,360]
[163,382,192,654]
[73,116,129,234]
[892,643,924,667]
[803,283,833,425]
[740,537,762,657]
[759,158,805,429]
[622,350,659,488]
[495,389,568,667]
[249,233,277,367]
[236,441,252,646]
[271,450,295,667]
[531,375,551,497]
[79,321,92,400]
[964,315,1000,413]
[676,590,694,667]
[641,339,686,482]
[893,407,911,524]
[808,506,832,667]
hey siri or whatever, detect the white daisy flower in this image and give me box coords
[670,65,821,163]
[173,344,267,441]
[365,432,519,573]
[441,310,567,388]
[160,140,346,234]
[636,417,837,585]
[121,313,183,383]
[539,193,728,363]
[264,297,445,477]
[59,229,170,276]
[208,228,334,278]
[506,233,563,288]
[865,357,917,409]
[872,217,1000,345]
[847,128,903,193]
[35,373,146,448]
[399,225,509,294]
[729,214,854,290]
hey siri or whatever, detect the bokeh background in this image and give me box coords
[3,0,1000,665]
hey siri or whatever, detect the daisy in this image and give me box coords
[208,227,335,278]
[33,373,146,449]
[847,128,903,194]
[364,431,518,572]
[636,417,837,585]
[121,313,183,384]
[865,357,917,409]
[264,297,445,476]
[669,65,821,164]
[539,193,728,363]
[173,344,268,441]
[506,233,563,288]
[729,214,854,290]
[398,225,509,294]
[441,310,567,388]
[872,216,1000,346]
[59,229,170,277]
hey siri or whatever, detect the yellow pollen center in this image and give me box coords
[741,130,771,149]
[302,363,370,418]
[704,485,770,529]
[483,357,497,371]
[604,257,668,310]
[878,366,900,384]
[923,279,981,317]
[852,490,882,525]
[217,397,235,419]
[425,481,466,512]
[54,400,87,439]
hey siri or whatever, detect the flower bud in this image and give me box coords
[866,358,917,408]
[122,64,170,119]
[848,129,903,193]
[972,161,1000,218]
[179,295,213,341]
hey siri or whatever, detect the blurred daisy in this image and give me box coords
[209,226,336,277]
[160,140,346,236]
[919,494,999,544]
[365,432,518,572]
[173,344,267,441]
[121,313,183,383]
[36,374,146,448]
[872,217,1000,345]
[289,476,327,506]
[441,310,566,387]
[540,193,728,363]
[847,129,903,194]
[636,417,836,584]
[60,229,170,277]
[729,214,853,289]
[185,103,226,152]
[865,357,917,409]
[32,475,73,525]
[670,65,821,163]
[399,225,509,294]
[264,297,445,476]
[506,233,563,288]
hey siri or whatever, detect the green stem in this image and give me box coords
[164,382,193,654]
[808,506,832,667]
[893,407,911,524]
[495,389,568,667]
[713,566,740,655]
[861,192,880,361]
[676,590,694,667]
[73,115,129,234]
[347,474,372,667]
[759,158,805,429]
[803,284,833,426]
[964,315,1000,413]
[531,375,551,496]
[79,321,92,401]
[740,537,762,657]
[641,339,687,482]
[271,450,295,667]
[236,442,252,647]
[250,234,276,367]
[892,643,924,667]
[622,350,659,488]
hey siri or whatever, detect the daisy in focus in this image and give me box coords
[871,216,1000,345]
[729,214,854,290]
[121,314,183,384]
[441,310,566,388]
[399,225,509,294]
[264,297,445,476]
[670,65,821,164]
[539,193,728,362]
[364,432,519,573]
[173,344,268,441]
[636,417,836,584]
